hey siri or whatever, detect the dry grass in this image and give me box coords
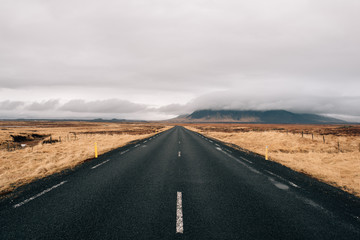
[184,124,360,197]
[0,121,171,195]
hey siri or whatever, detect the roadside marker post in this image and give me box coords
[265,146,268,160]
[95,142,98,158]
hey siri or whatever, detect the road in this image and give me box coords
[1,126,359,239]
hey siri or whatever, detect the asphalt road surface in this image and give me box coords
[1,126,360,239]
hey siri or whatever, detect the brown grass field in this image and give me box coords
[184,123,360,197]
[0,121,171,195]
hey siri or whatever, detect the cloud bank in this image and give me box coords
[0,1,359,121]
[1,92,360,122]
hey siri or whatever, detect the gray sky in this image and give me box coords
[0,0,359,121]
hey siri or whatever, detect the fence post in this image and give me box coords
[95,142,98,158]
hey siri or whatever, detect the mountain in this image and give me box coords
[170,110,346,124]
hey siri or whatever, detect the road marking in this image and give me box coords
[176,191,184,233]
[179,141,181,144]
[223,151,260,174]
[268,177,289,190]
[215,143,220,147]
[120,149,129,155]
[91,159,110,169]
[297,196,324,210]
[238,156,253,164]
[13,181,67,208]
[216,147,253,164]
[178,151,181,157]
[265,170,300,188]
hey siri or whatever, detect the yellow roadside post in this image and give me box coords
[95,142,98,158]
[265,146,268,160]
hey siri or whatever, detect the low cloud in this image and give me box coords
[0,100,24,110]
[1,95,359,122]
[60,99,147,113]
[157,91,360,121]
[26,100,60,111]
[0,99,150,119]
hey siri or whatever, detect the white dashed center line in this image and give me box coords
[178,151,181,157]
[13,181,67,208]
[176,191,184,233]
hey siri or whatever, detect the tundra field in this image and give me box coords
[0,121,171,196]
[184,124,360,197]
[1,122,359,199]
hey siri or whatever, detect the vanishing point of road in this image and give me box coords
[1,126,359,239]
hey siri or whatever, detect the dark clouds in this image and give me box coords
[0,0,359,120]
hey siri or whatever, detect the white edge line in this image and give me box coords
[13,181,67,208]
[91,159,110,169]
[265,170,300,188]
[121,149,129,155]
[176,191,184,233]
[223,152,260,174]
[238,156,253,164]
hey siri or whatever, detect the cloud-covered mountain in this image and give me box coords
[170,110,346,124]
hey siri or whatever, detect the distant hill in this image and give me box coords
[169,110,346,124]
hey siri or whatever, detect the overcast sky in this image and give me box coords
[0,0,359,121]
